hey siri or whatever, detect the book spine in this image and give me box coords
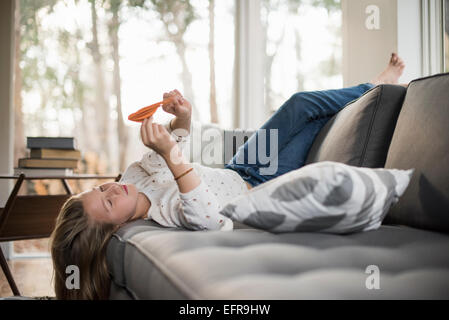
[30,148,81,159]
[27,138,76,150]
[18,158,78,169]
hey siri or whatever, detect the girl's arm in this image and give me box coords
[140,117,198,194]
[163,145,199,193]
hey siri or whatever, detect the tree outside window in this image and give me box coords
[261,0,342,112]
[14,0,235,178]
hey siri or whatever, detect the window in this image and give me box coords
[16,0,235,175]
[421,0,445,75]
[120,0,236,128]
[260,0,342,112]
[16,0,343,172]
[13,0,235,259]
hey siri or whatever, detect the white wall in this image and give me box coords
[397,0,423,83]
[342,0,399,87]
[342,0,444,85]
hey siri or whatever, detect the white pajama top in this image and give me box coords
[119,121,249,231]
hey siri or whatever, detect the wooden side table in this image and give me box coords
[0,173,121,296]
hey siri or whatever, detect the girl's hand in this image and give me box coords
[140,117,177,158]
[162,89,192,121]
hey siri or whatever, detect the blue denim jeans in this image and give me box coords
[225,83,375,187]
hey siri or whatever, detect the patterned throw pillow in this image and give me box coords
[220,161,414,234]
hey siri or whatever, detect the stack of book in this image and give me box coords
[15,137,81,176]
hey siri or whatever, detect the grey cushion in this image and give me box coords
[306,84,406,168]
[220,161,413,234]
[383,73,449,233]
[107,219,449,299]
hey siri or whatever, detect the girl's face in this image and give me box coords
[81,182,139,225]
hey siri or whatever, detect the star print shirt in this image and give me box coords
[119,121,249,231]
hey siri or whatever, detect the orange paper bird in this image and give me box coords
[128,97,175,122]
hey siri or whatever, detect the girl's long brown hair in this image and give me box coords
[50,196,117,300]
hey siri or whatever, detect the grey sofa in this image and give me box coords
[107,73,449,299]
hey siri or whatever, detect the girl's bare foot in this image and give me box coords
[370,53,406,86]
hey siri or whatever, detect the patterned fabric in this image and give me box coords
[220,161,413,234]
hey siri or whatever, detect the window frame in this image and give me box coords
[234,0,267,130]
[421,0,445,76]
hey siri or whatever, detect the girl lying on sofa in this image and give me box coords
[50,53,410,299]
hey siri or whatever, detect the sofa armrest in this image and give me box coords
[189,121,255,168]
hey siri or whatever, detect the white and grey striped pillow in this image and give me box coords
[220,161,414,234]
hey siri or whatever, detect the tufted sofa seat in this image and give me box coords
[108,220,449,299]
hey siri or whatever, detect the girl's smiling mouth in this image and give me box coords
[122,185,128,195]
